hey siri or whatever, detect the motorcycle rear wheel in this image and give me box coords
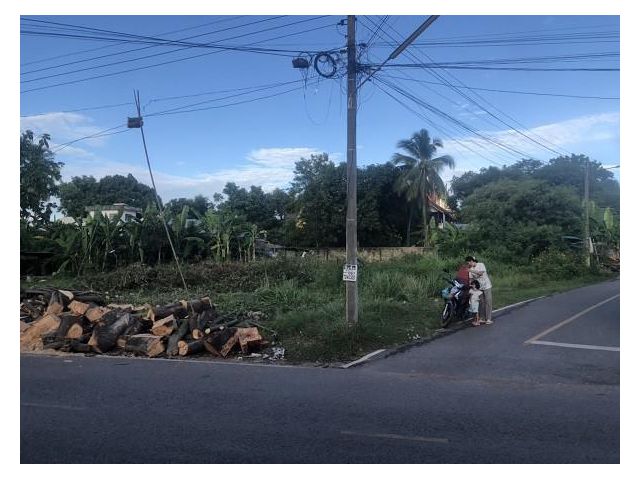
[441,302,453,328]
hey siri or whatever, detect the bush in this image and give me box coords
[530,249,589,279]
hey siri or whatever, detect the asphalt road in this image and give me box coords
[21,279,620,463]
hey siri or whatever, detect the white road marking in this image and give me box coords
[21,402,87,411]
[528,340,619,352]
[342,349,386,369]
[493,296,546,314]
[524,294,620,344]
[341,430,449,444]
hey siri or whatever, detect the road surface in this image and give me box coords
[21,279,619,463]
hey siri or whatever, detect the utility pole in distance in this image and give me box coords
[345,15,358,326]
[584,158,591,267]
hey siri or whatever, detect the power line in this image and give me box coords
[378,22,573,157]
[379,74,619,100]
[359,17,567,158]
[20,16,288,76]
[50,124,128,153]
[21,16,330,83]
[21,101,134,117]
[21,19,336,93]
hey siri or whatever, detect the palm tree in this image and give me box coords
[392,128,455,248]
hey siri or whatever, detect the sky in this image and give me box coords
[19,14,620,207]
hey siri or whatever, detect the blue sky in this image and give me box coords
[20,14,620,204]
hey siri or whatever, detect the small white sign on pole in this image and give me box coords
[343,264,358,282]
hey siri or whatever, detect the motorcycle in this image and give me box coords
[440,272,471,328]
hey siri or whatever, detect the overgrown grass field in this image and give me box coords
[22,252,613,362]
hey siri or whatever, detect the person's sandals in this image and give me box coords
[480,320,494,325]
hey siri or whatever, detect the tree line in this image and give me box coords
[20,128,619,274]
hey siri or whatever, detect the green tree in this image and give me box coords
[20,130,64,225]
[59,173,157,218]
[290,153,346,248]
[461,179,582,261]
[392,129,455,248]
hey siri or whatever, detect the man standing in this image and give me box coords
[466,256,493,325]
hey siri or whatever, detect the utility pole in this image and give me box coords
[344,15,441,327]
[345,15,358,326]
[584,158,591,267]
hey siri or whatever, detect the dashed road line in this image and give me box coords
[341,430,449,444]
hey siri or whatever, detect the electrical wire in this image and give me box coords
[51,124,128,153]
[22,15,284,75]
[21,20,337,93]
[378,21,574,156]
[21,16,330,83]
[378,74,619,100]
[20,16,245,68]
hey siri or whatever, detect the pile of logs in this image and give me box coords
[20,288,268,359]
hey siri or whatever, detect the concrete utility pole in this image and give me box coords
[584,158,591,267]
[344,15,441,327]
[345,15,358,326]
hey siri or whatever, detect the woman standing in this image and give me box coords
[466,256,493,325]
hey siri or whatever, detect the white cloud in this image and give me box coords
[58,146,335,201]
[440,112,619,166]
[20,112,110,147]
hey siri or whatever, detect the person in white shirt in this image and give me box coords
[468,279,483,326]
[466,255,493,325]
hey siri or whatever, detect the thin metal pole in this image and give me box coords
[346,15,358,326]
[134,90,190,292]
[584,158,591,267]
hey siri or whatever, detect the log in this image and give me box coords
[66,323,85,339]
[69,300,91,316]
[180,297,213,315]
[89,312,137,353]
[20,301,43,321]
[148,302,187,322]
[124,334,165,357]
[237,327,263,354]
[203,328,238,358]
[85,306,111,323]
[20,313,61,351]
[59,290,74,301]
[178,338,204,356]
[123,316,149,337]
[151,315,176,337]
[55,313,84,338]
[166,318,190,356]
[45,290,65,316]
[20,321,30,332]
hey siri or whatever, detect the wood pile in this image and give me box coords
[20,288,269,359]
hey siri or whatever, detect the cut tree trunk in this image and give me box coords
[124,334,165,357]
[55,313,84,338]
[166,319,190,356]
[69,300,91,316]
[89,312,137,353]
[237,327,263,354]
[151,315,176,337]
[178,338,204,356]
[20,313,61,351]
[45,290,66,316]
[148,302,187,322]
[203,328,238,358]
[180,297,213,315]
[85,306,111,323]
[66,323,85,339]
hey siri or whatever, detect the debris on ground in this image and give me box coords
[20,287,280,361]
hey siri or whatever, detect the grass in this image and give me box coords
[21,253,615,363]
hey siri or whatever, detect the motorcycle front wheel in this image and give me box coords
[441,301,453,328]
